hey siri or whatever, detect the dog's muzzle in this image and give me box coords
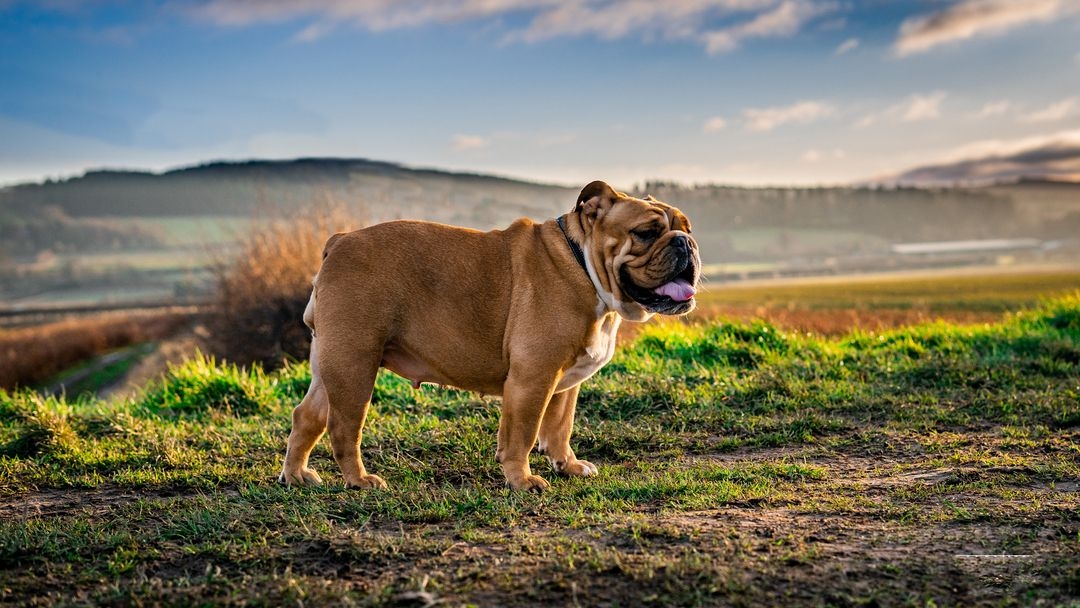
[619,237,699,315]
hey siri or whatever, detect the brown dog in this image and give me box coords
[279,180,700,491]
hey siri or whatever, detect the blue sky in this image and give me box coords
[1,0,1079,187]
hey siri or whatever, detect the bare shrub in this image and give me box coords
[207,199,365,369]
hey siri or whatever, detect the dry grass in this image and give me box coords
[207,202,366,368]
[0,312,189,390]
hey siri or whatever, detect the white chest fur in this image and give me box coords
[555,311,620,392]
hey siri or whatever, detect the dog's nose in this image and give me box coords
[671,235,690,251]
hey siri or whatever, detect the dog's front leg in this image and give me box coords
[497,370,556,492]
[538,386,598,478]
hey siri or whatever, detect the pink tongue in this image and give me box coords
[654,278,696,302]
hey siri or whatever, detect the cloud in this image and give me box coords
[801,148,844,162]
[450,134,488,151]
[449,130,576,151]
[742,100,834,132]
[703,116,728,132]
[856,91,946,127]
[1021,97,1079,123]
[890,129,1080,184]
[973,100,1011,119]
[701,0,837,54]
[833,37,858,55]
[186,0,838,53]
[894,0,1069,57]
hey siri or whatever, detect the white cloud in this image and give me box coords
[974,100,1011,119]
[1021,97,1079,123]
[743,100,834,132]
[900,91,946,121]
[188,0,838,53]
[833,37,858,55]
[449,130,577,151]
[451,134,488,151]
[702,0,837,54]
[894,0,1070,57]
[856,91,946,127]
[703,116,728,132]
[800,149,821,162]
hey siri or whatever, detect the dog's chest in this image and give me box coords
[556,312,620,392]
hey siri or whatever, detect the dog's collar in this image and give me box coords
[556,215,589,275]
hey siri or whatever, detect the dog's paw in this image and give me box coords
[278,467,324,487]
[556,459,598,477]
[507,474,550,493]
[345,474,388,490]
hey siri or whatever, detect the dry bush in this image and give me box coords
[0,313,190,390]
[207,201,365,369]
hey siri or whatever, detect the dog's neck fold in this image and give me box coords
[557,213,651,321]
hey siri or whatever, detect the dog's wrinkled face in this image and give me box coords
[573,181,700,321]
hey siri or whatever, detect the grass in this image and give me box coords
[0,294,1078,606]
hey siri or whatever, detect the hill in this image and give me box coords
[2,160,1080,306]
[0,158,575,222]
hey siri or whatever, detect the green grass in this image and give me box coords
[0,295,1078,606]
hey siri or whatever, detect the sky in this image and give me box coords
[1,0,1079,188]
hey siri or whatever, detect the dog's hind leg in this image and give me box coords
[321,346,387,490]
[537,386,598,478]
[279,337,328,486]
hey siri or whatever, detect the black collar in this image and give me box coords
[556,215,589,275]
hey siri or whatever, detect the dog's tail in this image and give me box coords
[305,233,347,338]
[303,283,317,337]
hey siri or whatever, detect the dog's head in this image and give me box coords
[569,180,700,321]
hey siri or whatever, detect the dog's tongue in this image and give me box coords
[653,278,696,302]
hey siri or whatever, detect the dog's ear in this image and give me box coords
[576,180,619,220]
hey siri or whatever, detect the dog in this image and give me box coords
[279,180,700,491]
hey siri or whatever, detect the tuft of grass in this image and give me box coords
[138,352,280,419]
[0,392,80,458]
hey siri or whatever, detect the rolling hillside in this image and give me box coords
[2,159,1079,306]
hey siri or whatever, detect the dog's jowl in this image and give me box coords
[279,181,701,491]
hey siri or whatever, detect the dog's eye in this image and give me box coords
[632,227,661,241]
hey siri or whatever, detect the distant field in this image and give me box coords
[698,266,1080,311]
[119,216,255,247]
[724,226,889,253]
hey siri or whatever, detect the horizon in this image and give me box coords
[6,154,1080,192]
[2,1,1080,188]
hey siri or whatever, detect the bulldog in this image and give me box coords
[279,180,700,491]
